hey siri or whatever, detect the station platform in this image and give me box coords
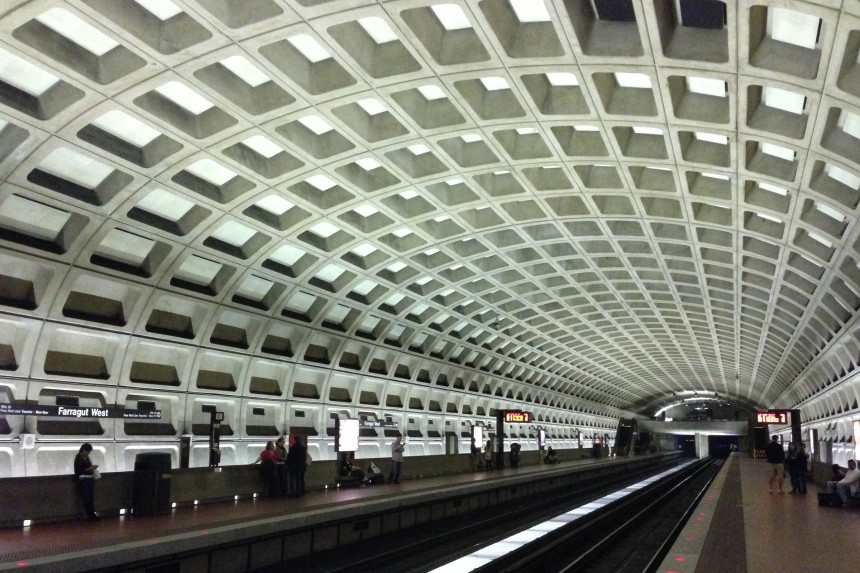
[7,452,845,573]
[0,453,672,573]
[659,453,860,573]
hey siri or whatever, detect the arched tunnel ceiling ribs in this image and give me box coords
[0,0,859,418]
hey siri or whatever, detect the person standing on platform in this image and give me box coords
[387,433,404,484]
[765,435,785,494]
[789,442,808,494]
[825,459,860,506]
[252,441,279,496]
[785,442,799,493]
[483,439,494,472]
[274,436,288,496]
[286,436,307,497]
[73,443,100,521]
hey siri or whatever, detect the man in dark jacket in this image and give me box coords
[765,435,785,494]
[286,436,307,497]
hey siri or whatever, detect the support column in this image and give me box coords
[695,433,709,458]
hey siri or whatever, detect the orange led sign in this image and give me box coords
[504,411,531,423]
[756,411,788,424]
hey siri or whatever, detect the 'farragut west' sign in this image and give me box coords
[0,403,162,419]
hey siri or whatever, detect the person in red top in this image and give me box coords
[252,441,279,495]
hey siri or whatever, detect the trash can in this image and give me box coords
[133,453,172,516]
[509,442,521,468]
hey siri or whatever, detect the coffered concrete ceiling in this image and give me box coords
[1,0,859,423]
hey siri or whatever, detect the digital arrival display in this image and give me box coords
[503,411,532,423]
[756,411,788,424]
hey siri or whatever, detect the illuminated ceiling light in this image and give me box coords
[418,85,446,100]
[480,77,509,91]
[357,98,387,115]
[256,195,294,215]
[185,158,236,185]
[242,135,282,158]
[824,164,860,189]
[220,55,270,87]
[694,132,728,145]
[310,221,339,237]
[306,174,337,190]
[431,4,472,30]
[356,157,382,171]
[212,221,256,247]
[352,243,377,257]
[509,0,551,22]
[687,77,726,97]
[758,182,787,195]
[155,81,213,114]
[837,109,860,139]
[298,115,333,134]
[814,202,844,222]
[287,34,331,62]
[769,7,820,50]
[317,264,346,281]
[632,126,662,135]
[358,17,399,44]
[546,72,578,86]
[763,86,806,114]
[353,204,379,217]
[136,0,182,20]
[614,72,651,89]
[759,141,795,161]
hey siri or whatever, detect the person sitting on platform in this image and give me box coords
[544,446,558,464]
[831,463,846,482]
[340,452,365,482]
[825,459,860,506]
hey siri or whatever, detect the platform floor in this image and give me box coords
[7,453,851,573]
[0,456,607,571]
[660,453,860,573]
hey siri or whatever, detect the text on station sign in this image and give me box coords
[504,411,531,423]
[756,411,788,424]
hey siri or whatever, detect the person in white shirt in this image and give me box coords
[825,459,860,505]
[387,434,404,484]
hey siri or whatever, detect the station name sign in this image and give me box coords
[756,411,788,424]
[503,411,532,423]
[0,403,162,419]
[359,419,399,429]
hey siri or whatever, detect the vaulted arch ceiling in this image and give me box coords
[0,0,859,421]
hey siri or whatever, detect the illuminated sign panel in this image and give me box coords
[505,412,532,424]
[854,421,860,461]
[472,425,484,450]
[756,411,788,424]
[503,411,531,423]
[335,418,360,452]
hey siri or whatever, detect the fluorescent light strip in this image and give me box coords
[428,461,693,573]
